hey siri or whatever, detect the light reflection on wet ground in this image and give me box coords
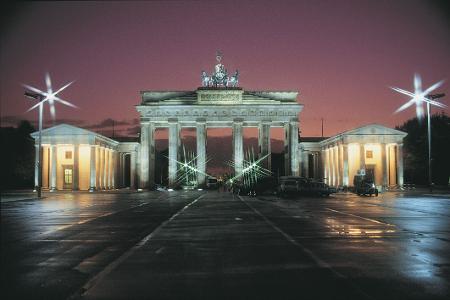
[1,190,449,299]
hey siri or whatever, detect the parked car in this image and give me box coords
[278,176,303,196]
[354,175,378,196]
[278,176,335,197]
[206,177,218,189]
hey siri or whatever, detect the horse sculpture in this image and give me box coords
[201,71,211,87]
[228,70,239,87]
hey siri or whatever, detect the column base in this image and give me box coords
[89,187,96,192]
[50,188,56,192]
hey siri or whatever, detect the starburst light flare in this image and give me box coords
[227,148,271,188]
[23,73,76,120]
[165,145,212,187]
[391,73,446,120]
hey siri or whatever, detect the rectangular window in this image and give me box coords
[366,150,373,159]
[65,151,72,159]
[64,169,73,184]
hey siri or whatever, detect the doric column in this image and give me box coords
[322,149,327,183]
[381,143,388,188]
[98,147,104,189]
[109,150,114,189]
[327,147,332,185]
[396,143,404,187]
[342,144,349,186]
[104,148,109,189]
[233,119,244,176]
[284,123,290,175]
[289,120,299,176]
[330,145,337,186]
[139,123,149,189]
[50,144,57,191]
[73,145,79,190]
[359,143,365,171]
[196,119,207,187]
[258,122,271,170]
[302,150,309,178]
[121,153,126,188]
[148,123,156,189]
[337,143,342,186]
[168,119,179,188]
[34,144,39,189]
[89,145,97,192]
[130,151,136,189]
[96,146,100,189]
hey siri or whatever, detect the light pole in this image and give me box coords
[391,74,446,192]
[25,92,44,198]
[425,93,445,192]
[23,73,76,197]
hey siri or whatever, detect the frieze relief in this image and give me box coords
[145,108,297,118]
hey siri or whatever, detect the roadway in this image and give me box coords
[1,190,449,299]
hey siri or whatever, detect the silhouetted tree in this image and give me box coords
[0,120,35,190]
[396,112,450,185]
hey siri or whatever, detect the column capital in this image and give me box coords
[168,118,179,123]
[233,118,244,124]
[196,118,207,124]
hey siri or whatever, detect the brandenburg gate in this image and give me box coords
[136,53,303,188]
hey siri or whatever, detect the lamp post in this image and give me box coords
[25,92,44,198]
[23,73,76,197]
[391,74,446,193]
[425,93,446,192]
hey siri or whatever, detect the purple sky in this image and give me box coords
[1,0,449,138]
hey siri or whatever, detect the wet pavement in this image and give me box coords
[1,190,449,299]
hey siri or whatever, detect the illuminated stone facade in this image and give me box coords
[298,124,407,189]
[31,124,139,191]
[136,88,303,188]
[31,96,407,192]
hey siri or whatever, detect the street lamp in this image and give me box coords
[24,92,44,198]
[425,93,446,192]
[23,73,76,197]
[391,74,447,192]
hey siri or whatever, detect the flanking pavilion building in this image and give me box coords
[30,54,406,191]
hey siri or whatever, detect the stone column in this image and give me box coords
[233,119,244,177]
[342,144,349,186]
[359,143,365,171]
[337,144,342,186]
[73,145,79,190]
[168,120,179,188]
[196,120,207,187]
[109,149,113,189]
[284,123,290,175]
[121,153,126,188]
[331,145,338,186]
[302,150,309,178]
[98,147,104,189]
[104,148,109,189]
[50,144,57,191]
[111,150,115,189]
[381,143,388,188]
[95,147,100,189]
[258,122,271,170]
[34,144,39,189]
[139,123,149,189]
[322,149,327,183]
[130,151,136,189]
[148,123,156,189]
[89,145,97,192]
[396,143,404,187]
[327,148,333,185]
[290,121,299,176]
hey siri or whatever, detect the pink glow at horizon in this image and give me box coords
[1,1,449,138]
